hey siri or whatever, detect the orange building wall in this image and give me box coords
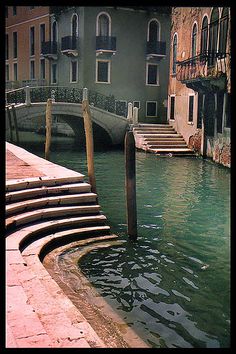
[6,6,50,85]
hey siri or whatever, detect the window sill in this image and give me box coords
[95,81,111,84]
[146,84,160,87]
[188,122,194,125]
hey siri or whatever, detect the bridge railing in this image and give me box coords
[5,86,128,117]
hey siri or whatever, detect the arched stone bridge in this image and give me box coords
[6,86,130,145]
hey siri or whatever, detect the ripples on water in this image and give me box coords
[20,135,230,348]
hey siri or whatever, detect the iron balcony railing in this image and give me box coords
[176,51,229,82]
[146,41,166,56]
[96,36,116,52]
[41,41,57,56]
[61,36,78,51]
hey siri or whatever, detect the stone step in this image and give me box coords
[133,127,175,132]
[135,130,176,135]
[141,133,182,138]
[6,183,92,203]
[143,137,186,142]
[6,175,85,192]
[6,193,98,217]
[149,148,194,153]
[137,123,169,127]
[6,205,101,230]
[147,144,188,149]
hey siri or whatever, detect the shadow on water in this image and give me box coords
[17,131,230,348]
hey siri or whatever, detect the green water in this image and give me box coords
[18,133,230,348]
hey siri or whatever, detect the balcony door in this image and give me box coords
[98,14,110,37]
[208,8,219,66]
[71,14,78,49]
[148,20,160,43]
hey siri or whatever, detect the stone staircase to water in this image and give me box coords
[133,124,195,156]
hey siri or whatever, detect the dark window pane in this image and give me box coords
[97,61,108,82]
[170,96,175,120]
[147,102,157,116]
[217,91,224,133]
[188,96,194,122]
[71,61,77,82]
[148,65,157,84]
[197,93,203,128]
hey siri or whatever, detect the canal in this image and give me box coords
[18,132,230,348]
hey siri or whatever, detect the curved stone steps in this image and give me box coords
[6,182,92,203]
[6,175,85,192]
[6,205,102,230]
[6,193,98,217]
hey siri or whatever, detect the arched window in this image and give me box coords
[208,7,219,66]
[200,16,208,57]
[191,23,197,58]
[172,34,177,74]
[71,14,78,49]
[219,8,229,57]
[148,19,160,42]
[97,13,110,37]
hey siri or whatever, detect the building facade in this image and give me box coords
[168,7,230,167]
[5,6,51,89]
[41,6,171,122]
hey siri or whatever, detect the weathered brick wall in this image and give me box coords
[213,139,231,168]
[188,129,202,153]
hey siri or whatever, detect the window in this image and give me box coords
[225,93,230,128]
[133,101,140,109]
[13,6,17,16]
[71,60,78,82]
[71,14,78,49]
[219,8,229,56]
[192,23,197,58]
[51,63,57,83]
[172,34,177,74]
[148,19,160,42]
[6,65,9,81]
[208,8,219,66]
[30,60,35,79]
[40,59,46,79]
[170,96,175,120]
[146,63,159,85]
[97,13,110,36]
[146,101,157,117]
[13,32,17,58]
[30,26,35,56]
[197,93,203,128]
[96,60,110,83]
[188,95,194,122]
[201,16,208,57]
[5,6,8,18]
[52,21,58,44]
[13,63,17,81]
[216,91,224,133]
[40,24,46,53]
[6,34,8,60]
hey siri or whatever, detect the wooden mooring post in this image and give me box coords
[82,88,97,194]
[125,127,137,240]
[45,98,52,160]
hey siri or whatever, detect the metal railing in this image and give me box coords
[41,41,58,56]
[61,36,78,51]
[96,36,116,52]
[5,86,128,117]
[146,41,166,56]
[176,51,229,82]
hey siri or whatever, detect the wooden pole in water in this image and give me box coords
[7,106,14,142]
[45,98,52,160]
[82,88,97,194]
[11,105,20,144]
[125,128,137,240]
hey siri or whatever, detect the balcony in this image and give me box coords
[176,51,229,92]
[96,36,116,56]
[146,41,166,60]
[61,36,79,57]
[41,41,58,60]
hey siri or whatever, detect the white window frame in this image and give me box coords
[70,60,78,83]
[40,58,46,80]
[51,63,57,84]
[133,101,140,109]
[96,12,111,36]
[30,59,35,80]
[146,62,159,86]
[169,94,176,121]
[146,101,157,117]
[71,13,79,37]
[96,59,111,84]
[147,18,161,41]
[188,93,195,124]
